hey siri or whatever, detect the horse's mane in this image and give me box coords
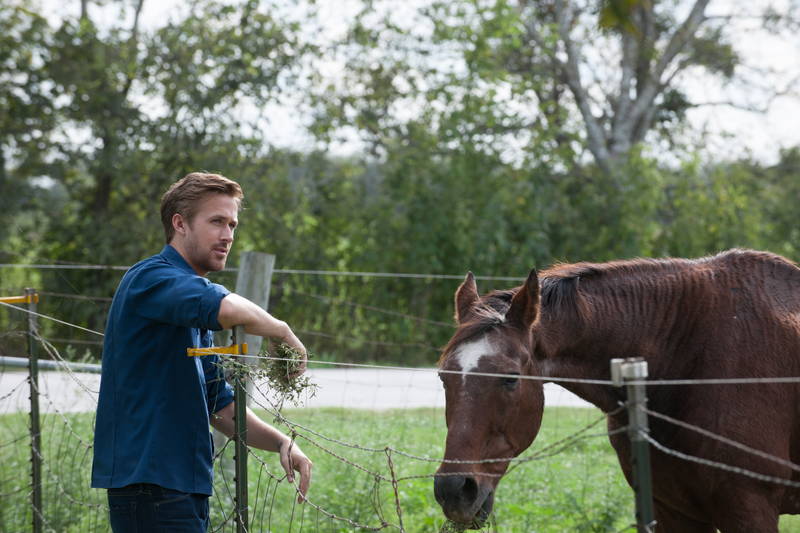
[538,258,679,320]
[439,259,685,366]
[540,249,800,326]
[439,249,800,366]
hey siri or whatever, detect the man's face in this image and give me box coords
[179,193,239,275]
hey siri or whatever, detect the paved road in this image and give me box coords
[280,368,593,410]
[0,367,592,414]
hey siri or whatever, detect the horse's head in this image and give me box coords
[435,270,544,528]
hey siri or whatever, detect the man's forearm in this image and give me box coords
[217,293,291,339]
[211,402,292,453]
[211,401,313,502]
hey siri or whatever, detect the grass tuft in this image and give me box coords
[259,342,318,410]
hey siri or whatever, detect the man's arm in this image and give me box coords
[211,402,312,502]
[217,293,307,372]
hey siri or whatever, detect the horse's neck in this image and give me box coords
[536,289,677,413]
[542,355,624,413]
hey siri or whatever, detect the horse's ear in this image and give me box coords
[506,269,540,330]
[454,272,479,324]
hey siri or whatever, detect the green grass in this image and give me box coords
[2,406,800,532]
[238,406,634,532]
[0,409,107,532]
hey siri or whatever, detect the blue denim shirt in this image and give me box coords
[91,245,234,495]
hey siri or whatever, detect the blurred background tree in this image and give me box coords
[1,0,799,364]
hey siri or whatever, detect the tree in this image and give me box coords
[31,0,314,261]
[525,0,721,173]
[3,0,315,351]
[760,147,800,257]
[0,3,54,258]
[312,0,799,175]
[40,0,314,261]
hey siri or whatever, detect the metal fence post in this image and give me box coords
[232,325,249,533]
[611,357,655,533]
[25,288,43,533]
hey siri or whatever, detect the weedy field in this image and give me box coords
[2,406,800,532]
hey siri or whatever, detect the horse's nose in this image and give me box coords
[434,474,485,524]
[434,474,478,505]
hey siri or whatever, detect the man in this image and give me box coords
[91,172,312,532]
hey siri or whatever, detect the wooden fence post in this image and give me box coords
[234,251,276,389]
[229,252,274,533]
[213,251,275,466]
[611,357,655,533]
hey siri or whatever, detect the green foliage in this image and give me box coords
[598,0,642,34]
[2,0,800,367]
[0,2,55,253]
[689,27,739,79]
[656,158,766,257]
[759,147,800,258]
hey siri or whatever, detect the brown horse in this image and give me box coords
[434,249,800,532]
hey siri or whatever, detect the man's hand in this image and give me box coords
[211,403,313,503]
[218,293,307,376]
[279,330,308,378]
[279,438,312,503]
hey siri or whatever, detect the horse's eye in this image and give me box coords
[502,373,520,389]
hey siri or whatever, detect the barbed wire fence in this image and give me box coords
[0,293,107,533]
[0,291,632,532]
[3,264,800,531]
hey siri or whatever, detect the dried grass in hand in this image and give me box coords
[259,342,317,411]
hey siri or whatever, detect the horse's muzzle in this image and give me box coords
[434,474,494,528]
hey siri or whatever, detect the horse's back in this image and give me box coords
[683,250,800,515]
[707,249,800,314]
[560,249,800,527]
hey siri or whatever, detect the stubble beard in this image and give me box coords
[186,236,226,275]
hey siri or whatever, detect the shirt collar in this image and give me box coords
[160,244,198,275]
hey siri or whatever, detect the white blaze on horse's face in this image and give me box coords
[453,336,494,385]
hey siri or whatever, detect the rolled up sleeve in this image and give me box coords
[129,265,230,331]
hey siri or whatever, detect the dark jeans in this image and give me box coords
[107,483,209,533]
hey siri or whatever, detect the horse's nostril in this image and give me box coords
[461,476,478,502]
[434,474,480,506]
[434,474,464,504]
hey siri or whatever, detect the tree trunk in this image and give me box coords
[551,0,711,175]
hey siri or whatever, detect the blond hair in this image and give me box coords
[160,172,244,243]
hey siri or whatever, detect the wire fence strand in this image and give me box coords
[8,284,800,531]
